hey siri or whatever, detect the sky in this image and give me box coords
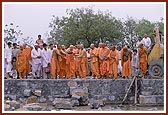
[3,2,165,43]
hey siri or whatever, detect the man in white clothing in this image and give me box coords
[117,45,122,76]
[31,44,42,79]
[136,36,143,48]
[41,43,50,79]
[5,42,13,79]
[142,34,151,50]
[131,49,139,77]
[48,43,54,63]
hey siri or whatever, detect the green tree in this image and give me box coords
[4,23,23,43]
[49,7,123,47]
[121,17,137,48]
[135,19,155,42]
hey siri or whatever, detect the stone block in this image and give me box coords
[79,96,89,106]
[24,89,32,97]
[9,100,21,110]
[34,90,42,97]
[26,96,38,104]
[71,99,80,107]
[88,98,105,109]
[67,81,77,87]
[26,103,42,111]
[18,98,27,103]
[39,96,47,103]
[4,104,10,111]
[139,95,164,105]
[141,91,152,96]
[5,94,16,100]
[108,96,115,101]
[71,87,88,97]
[52,98,72,109]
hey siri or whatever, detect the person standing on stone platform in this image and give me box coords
[58,45,67,79]
[90,44,100,79]
[98,43,110,78]
[117,45,122,77]
[131,49,139,77]
[12,43,19,79]
[16,45,30,79]
[66,45,76,79]
[138,43,148,79]
[75,44,88,79]
[5,42,13,79]
[75,44,82,78]
[31,44,42,79]
[109,45,119,80]
[41,43,51,79]
[121,46,132,78]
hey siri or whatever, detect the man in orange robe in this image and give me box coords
[121,46,132,78]
[138,43,148,79]
[22,43,33,73]
[98,43,110,78]
[50,47,60,79]
[109,46,119,80]
[58,45,67,78]
[75,44,82,77]
[16,45,30,79]
[76,44,88,79]
[90,44,100,79]
[66,45,76,79]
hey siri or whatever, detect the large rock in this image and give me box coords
[71,87,88,96]
[79,96,89,106]
[5,94,16,100]
[9,100,21,110]
[24,89,32,97]
[4,104,10,111]
[52,98,72,110]
[89,98,105,109]
[71,87,89,105]
[71,99,79,107]
[68,81,78,87]
[26,96,38,104]
[34,90,42,97]
[26,103,43,111]
[39,96,47,103]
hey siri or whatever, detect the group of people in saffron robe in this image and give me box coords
[4,34,151,80]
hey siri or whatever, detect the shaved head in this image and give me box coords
[99,42,103,48]
[90,44,95,49]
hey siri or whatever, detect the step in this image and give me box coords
[139,95,164,105]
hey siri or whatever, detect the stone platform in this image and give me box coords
[4,79,164,106]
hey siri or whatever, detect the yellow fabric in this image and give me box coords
[148,44,163,64]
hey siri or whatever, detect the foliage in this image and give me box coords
[4,23,23,43]
[49,7,164,49]
[49,7,122,47]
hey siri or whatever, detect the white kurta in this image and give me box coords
[31,48,42,75]
[131,54,139,76]
[5,47,12,73]
[142,37,151,48]
[118,50,122,74]
[41,49,50,68]
[48,49,53,62]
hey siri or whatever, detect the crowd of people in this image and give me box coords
[4,34,152,80]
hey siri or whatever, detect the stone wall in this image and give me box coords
[4,79,164,106]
